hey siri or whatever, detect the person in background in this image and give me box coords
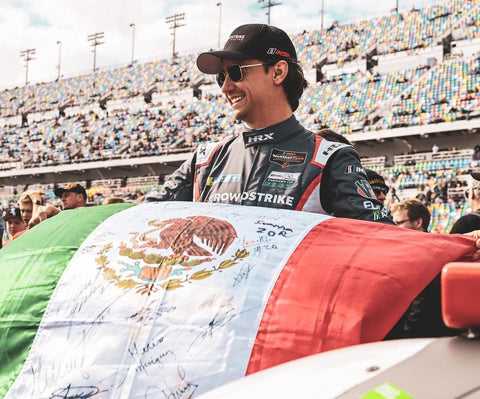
[2,207,27,245]
[103,196,126,205]
[366,169,389,204]
[54,183,87,210]
[28,182,87,228]
[18,190,45,225]
[391,198,431,232]
[450,172,480,234]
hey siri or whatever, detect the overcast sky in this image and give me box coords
[0,0,442,89]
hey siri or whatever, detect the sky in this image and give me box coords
[0,0,444,89]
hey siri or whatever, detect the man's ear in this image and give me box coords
[272,60,288,85]
[473,188,479,200]
[413,217,424,231]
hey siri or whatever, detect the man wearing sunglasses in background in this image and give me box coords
[450,172,480,234]
[147,24,393,224]
[366,169,389,204]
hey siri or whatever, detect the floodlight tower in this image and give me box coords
[320,0,325,32]
[165,13,185,60]
[20,48,36,86]
[130,23,136,65]
[217,2,222,49]
[258,0,282,25]
[87,32,105,72]
[56,41,62,80]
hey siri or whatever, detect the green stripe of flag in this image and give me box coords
[0,203,133,396]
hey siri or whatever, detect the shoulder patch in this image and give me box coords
[313,138,350,166]
[196,142,223,167]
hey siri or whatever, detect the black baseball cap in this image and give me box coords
[3,207,23,221]
[366,169,389,193]
[54,182,87,199]
[197,24,297,74]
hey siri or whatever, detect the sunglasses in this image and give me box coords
[216,63,268,88]
[373,187,388,196]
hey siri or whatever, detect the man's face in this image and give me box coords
[6,218,26,236]
[61,191,85,210]
[19,202,33,224]
[219,59,274,128]
[392,208,423,231]
[372,187,387,203]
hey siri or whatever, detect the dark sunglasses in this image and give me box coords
[373,187,389,196]
[216,63,268,88]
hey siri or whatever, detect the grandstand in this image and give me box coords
[1,0,480,232]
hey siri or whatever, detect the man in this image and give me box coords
[28,183,87,228]
[18,190,45,225]
[391,198,431,232]
[366,169,389,203]
[450,172,480,234]
[147,24,392,224]
[54,183,87,210]
[3,207,27,245]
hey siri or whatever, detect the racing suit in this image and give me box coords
[147,115,393,224]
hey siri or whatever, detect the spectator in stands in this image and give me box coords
[366,169,389,203]
[147,24,393,224]
[2,207,27,245]
[18,190,45,225]
[28,183,87,228]
[103,196,126,205]
[450,172,480,234]
[391,198,431,232]
[54,183,87,210]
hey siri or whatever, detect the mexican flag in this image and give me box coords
[0,202,476,398]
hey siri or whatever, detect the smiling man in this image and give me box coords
[146,24,392,224]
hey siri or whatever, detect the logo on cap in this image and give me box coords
[229,34,245,41]
[267,48,291,58]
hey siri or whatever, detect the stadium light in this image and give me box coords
[56,41,62,81]
[130,23,135,65]
[217,2,222,50]
[165,13,186,60]
[258,0,282,25]
[319,0,324,32]
[20,48,36,86]
[87,32,105,72]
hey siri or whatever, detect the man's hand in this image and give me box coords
[28,204,61,228]
[464,230,480,239]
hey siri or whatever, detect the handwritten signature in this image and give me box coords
[127,300,177,323]
[30,347,86,395]
[160,365,198,399]
[128,334,176,375]
[233,263,254,287]
[189,306,243,351]
[49,383,106,398]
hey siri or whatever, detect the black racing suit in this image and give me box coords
[147,116,393,224]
